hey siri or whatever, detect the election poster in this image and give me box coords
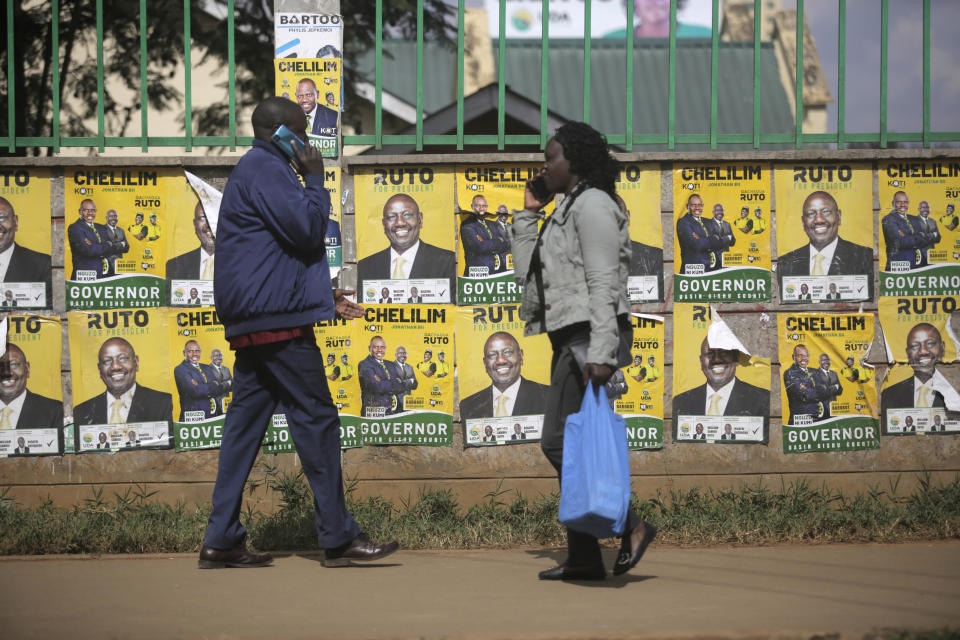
[672,304,770,443]
[673,163,771,303]
[878,161,960,297]
[456,304,550,447]
[618,163,664,303]
[169,307,233,451]
[454,163,549,305]
[274,9,343,60]
[878,296,960,435]
[325,167,343,278]
[355,166,457,305]
[0,168,53,309]
[774,163,874,303]
[616,313,664,449]
[353,305,454,446]
[68,309,173,451]
[167,173,215,307]
[64,168,172,310]
[275,58,341,158]
[778,313,880,453]
[0,316,64,456]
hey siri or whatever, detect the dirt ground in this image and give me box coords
[1,542,958,639]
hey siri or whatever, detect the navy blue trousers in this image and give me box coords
[203,335,360,550]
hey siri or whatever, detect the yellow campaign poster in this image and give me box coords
[353,305,454,446]
[355,166,456,304]
[0,315,64,456]
[614,313,664,449]
[275,58,341,158]
[672,304,770,443]
[878,161,960,297]
[673,163,771,303]
[166,173,215,307]
[774,163,874,303]
[0,168,53,309]
[778,313,880,453]
[64,168,172,309]
[878,296,960,435]
[68,309,173,451]
[169,307,233,451]
[264,318,364,453]
[324,167,343,277]
[455,305,550,447]
[618,163,664,303]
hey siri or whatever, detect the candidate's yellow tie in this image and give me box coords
[110,399,124,424]
[305,114,311,128]
[392,256,406,279]
[707,393,722,415]
[494,394,508,417]
[0,407,13,429]
[202,256,214,280]
[917,386,931,408]
[812,254,825,275]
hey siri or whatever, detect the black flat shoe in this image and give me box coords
[323,533,399,567]
[612,521,657,576]
[538,563,606,581]
[198,543,273,569]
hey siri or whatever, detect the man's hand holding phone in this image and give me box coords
[293,139,325,177]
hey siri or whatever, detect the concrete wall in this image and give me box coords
[1,148,958,510]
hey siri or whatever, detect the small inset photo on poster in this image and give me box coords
[878,296,960,435]
[774,163,874,303]
[673,163,772,303]
[878,161,960,297]
[0,169,53,309]
[672,304,770,444]
[0,316,64,456]
[355,166,456,304]
[456,305,551,447]
[69,309,173,451]
[618,164,664,303]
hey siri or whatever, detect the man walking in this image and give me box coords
[199,97,398,569]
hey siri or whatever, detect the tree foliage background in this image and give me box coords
[0,0,453,156]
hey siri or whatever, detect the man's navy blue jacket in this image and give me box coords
[214,139,335,338]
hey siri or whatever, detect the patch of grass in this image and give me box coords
[1,473,958,555]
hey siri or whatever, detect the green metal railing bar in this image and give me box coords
[624,0,634,151]
[416,0,424,151]
[752,0,761,148]
[6,0,14,153]
[583,0,591,124]
[497,0,506,150]
[837,0,845,150]
[456,0,465,150]
[374,0,382,149]
[539,0,549,149]
[96,0,105,152]
[184,0,192,152]
[667,0,677,150]
[139,0,148,153]
[709,0,719,149]
[51,0,60,153]
[922,0,930,148]
[880,0,888,148]
[794,0,803,150]
[227,0,236,151]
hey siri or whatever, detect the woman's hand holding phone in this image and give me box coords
[524,172,554,212]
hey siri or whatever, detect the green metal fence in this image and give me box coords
[1,0,957,153]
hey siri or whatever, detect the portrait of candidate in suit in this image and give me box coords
[67,198,115,280]
[460,194,510,277]
[0,196,53,302]
[881,323,959,431]
[73,337,173,426]
[672,337,769,432]
[459,331,550,420]
[173,340,222,421]
[676,193,727,274]
[166,201,216,283]
[777,190,874,299]
[296,79,338,136]
[357,335,404,417]
[614,195,663,300]
[0,343,63,429]
[357,193,455,290]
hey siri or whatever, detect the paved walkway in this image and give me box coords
[2,542,959,639]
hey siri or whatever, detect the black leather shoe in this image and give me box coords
[538,563,606,581]
[612,521,657,576]
[323,533,399,567]
[198,543,273,569]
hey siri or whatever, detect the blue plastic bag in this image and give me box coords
[558,382,631,539]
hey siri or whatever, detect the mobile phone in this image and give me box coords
[529,175,551,203]
[270,124,306,166]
